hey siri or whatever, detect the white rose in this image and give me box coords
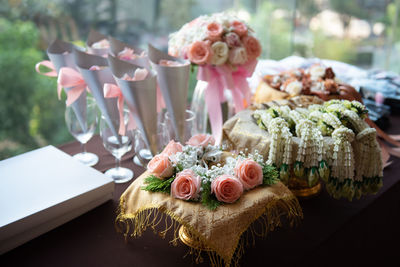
[285,81,303,95]
[210,41,229,65]
[309,65,326,80]
[228,46,248,65]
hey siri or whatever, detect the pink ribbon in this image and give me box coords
[35,60,58,77]
[58,67,88,106]
[197,60,257,145]
[156,84,166,113]
[103,83,136,135]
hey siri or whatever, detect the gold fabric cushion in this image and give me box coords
[117,171,302,266]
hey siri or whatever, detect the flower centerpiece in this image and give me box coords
[117,133,302,266]
[168,12,262,144]
[142,134,279,210]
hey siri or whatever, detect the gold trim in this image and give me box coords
[179,225,213,251]
[290,181,321,199]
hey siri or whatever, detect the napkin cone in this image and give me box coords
[108,54,159,156]
[86,29,109,57]
[47,39,87,132]
[73,48,121,141]
[148,44,190,143]
[109,37,151,70]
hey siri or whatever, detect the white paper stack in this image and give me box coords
[0,145,114,254]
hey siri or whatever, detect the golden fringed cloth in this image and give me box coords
[116,171,303,267]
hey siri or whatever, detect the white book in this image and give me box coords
[0,145,114,254]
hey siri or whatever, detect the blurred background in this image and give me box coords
[0,0,398,159]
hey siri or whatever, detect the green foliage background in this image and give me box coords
[0,18,72,160]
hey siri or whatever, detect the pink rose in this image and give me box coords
[225,32,241,48]
[186,134,215,147]
[234,158,263,190]
[161,140,183,156]
[187,41,213,65]
[207,22,224,42]
[147,154,174,179]
[242,35,262,61]
[171,169,201,200]
[211,174,243,203]
[228,46,248,65]
[231,21,248,37]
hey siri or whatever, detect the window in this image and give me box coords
[0,0,396,159]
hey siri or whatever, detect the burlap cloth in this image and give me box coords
[223,109,336,163]
[116,171,302,267]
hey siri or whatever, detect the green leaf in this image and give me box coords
[176,163,184,172]
[141,175,175,194]
[262,164,279,185]
[201,181,221,210]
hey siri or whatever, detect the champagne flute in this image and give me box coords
[100,109,133,183]
[65,96,99,166]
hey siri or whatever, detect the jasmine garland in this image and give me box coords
[253,99,383,201]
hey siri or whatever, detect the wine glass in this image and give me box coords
[132,110,169,166]
[65,96,99,166]
[132,129,151,167]
[190,81,234,134]
[164,109,197,144]
[100,109,133,183]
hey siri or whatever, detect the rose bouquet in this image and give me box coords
[168,12,262,144]
[142,134,279,210]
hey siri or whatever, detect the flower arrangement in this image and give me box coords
[168,12,262,144]
[253,99,383,200]
[168,12,261,67]
[142,134,279,210]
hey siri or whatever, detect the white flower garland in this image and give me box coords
[253,99,383,200]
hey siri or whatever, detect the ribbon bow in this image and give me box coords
[103,84,136,135]
[35,60,57,77]
[197,60,257,145]
[57,67,88,106]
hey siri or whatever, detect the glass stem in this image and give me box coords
[81,142,87,154]
[115,156,121,170]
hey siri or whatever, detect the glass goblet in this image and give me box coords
[65,96,99,166]
[100,110,133,183]
[132,110,170,166]
[132,129,152,167]
[164,109,197,144]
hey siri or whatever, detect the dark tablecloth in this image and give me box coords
[3,117,400,267]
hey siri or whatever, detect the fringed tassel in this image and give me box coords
[115,195,303,267]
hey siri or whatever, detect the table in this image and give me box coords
[2,117,400,267]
